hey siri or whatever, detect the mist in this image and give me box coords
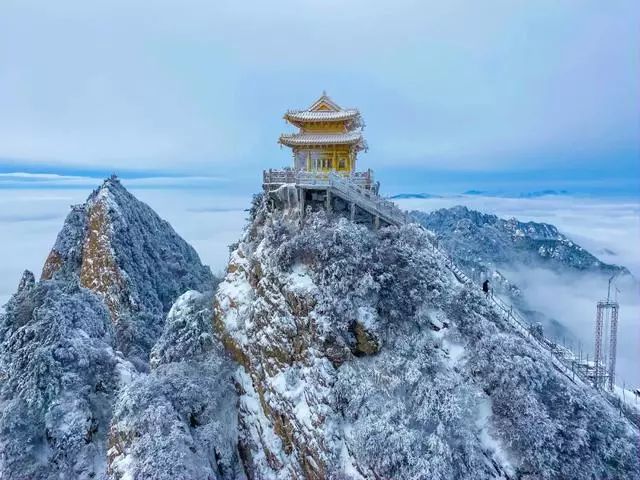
[397,194,640,386]
[502,265,639,386]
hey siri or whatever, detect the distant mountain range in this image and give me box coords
[389,193,443,199]
[412,205,626,275]
[463,189,571,198]
[391,190,571,199]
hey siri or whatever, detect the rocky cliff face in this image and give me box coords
[214,195,640,479]
[40,176,214,367]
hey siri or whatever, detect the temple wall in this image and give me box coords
[300,122,347,133]
[293,146,353,172]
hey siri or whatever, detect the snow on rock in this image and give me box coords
[411,206,631,343]
[38,177,215,367]
[286,264,317,295]
[475,395,516,478]
[149,290,215,368]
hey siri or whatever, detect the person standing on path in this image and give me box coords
[482,279,490,297]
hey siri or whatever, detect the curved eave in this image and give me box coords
[279,134,365,148]
[284,110,360,123]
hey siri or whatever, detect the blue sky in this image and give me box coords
[1,0,638,195]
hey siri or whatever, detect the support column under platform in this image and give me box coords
[298,187,305,217]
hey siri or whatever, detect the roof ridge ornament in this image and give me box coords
[309,92,341,112]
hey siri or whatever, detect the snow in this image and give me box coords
[613,385,640,414]
[356,306,377,330]
[425,308,448,332]
[268,368,313,430]
[236,369,289,479]
[216,249,254,346]
[475,395,516,477]
[108,449,135,480]
[286,264,317,294]
[339,431,366,480]
[166,290,202,315]
[114,351,138,387]
[443,339,466,366]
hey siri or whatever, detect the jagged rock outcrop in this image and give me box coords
[0,178,217,479]
[215,195,640,479]
[39,176,214,367]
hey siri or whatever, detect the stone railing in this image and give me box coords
[263,169,374,190]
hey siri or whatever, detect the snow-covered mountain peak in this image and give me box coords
[413,206,627,275]
[38,177,214,361]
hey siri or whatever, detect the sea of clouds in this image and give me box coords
[1,185,638,385]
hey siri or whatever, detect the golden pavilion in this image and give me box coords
[279,92,367,174]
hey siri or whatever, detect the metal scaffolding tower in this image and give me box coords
[593,276,620,391]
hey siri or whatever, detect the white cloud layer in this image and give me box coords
[0,172,227,188]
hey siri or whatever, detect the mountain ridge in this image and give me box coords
[410,205,630,341]
[212,194,639,478]
[411,205,628,276]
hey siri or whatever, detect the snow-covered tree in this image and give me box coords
[0,277,117,479]
[108,291,241,480]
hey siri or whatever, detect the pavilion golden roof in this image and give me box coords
[284,109,360,123]
[279,93,367,151]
